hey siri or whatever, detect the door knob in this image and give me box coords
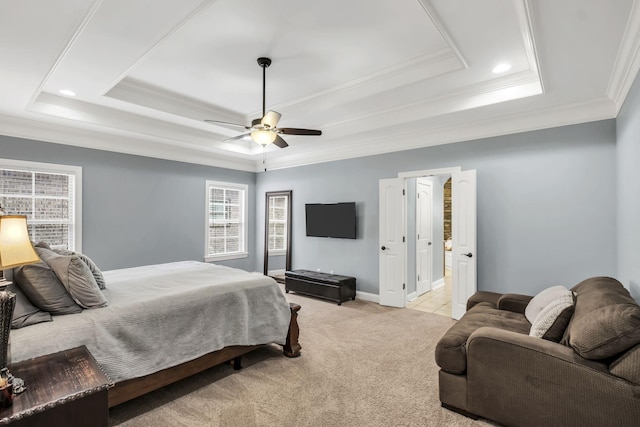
[427,242,432,246]
[381,246,387,250]
[462,252,473,258]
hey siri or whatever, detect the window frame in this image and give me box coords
[0,158,83,252]
[204,180,248,262]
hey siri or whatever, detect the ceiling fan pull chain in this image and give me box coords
[263,146,267,171]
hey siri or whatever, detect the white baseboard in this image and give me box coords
[406,291,417,301]
[268,269,285,276]
[432,277,445,289]
[356,290,379,304]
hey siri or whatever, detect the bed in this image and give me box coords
[10,260,301,407]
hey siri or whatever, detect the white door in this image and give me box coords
[379,178,406,307]
[451,170,477,320]
[416,178,433,296]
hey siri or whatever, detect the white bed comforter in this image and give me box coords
[11,261,291,383]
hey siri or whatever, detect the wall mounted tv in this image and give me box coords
[305,202,357,239]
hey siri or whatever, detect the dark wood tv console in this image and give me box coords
[285,270,356,305]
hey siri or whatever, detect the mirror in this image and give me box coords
[264,190,292,283]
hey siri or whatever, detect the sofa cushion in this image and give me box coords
[564,277,640,360]
[609,344,640,384]
[525,285,570,323]
[435,302,531,374]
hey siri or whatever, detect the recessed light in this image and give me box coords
[492,63,511,74]
[59,89,76,96]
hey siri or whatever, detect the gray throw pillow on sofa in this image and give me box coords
[14,261,83,315]
[36,247,107,309]
[7,283,52,328]
[564,276,640,359]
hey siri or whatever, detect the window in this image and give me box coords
[0,159,82,251]
[205,180,248,261]
[268,195,288,254]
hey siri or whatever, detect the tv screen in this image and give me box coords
[305,202,356,239]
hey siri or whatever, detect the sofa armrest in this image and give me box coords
[496,293,532,314]
[466,291,502,311]
[465,327,640,427]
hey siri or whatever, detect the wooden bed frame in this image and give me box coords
[108,303,301,407]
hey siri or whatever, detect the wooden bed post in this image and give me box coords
[283,303,301,357]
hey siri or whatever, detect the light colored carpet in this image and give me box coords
[109,291,493,427]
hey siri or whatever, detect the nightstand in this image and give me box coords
[0,346,111,426]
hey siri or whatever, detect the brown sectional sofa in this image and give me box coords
[435,276,640,426]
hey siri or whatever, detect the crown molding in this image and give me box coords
[417,0,468,69]
[607,0,640,113]
[259,96,616,171]
[27,0,105,110]
[106,77,245,125]
[0,113,257,172]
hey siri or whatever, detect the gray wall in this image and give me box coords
[616,70,640,301]
[0,135,256,272]
[256,120,618,296]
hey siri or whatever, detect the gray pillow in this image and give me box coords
[52,249,106,290]
[36,247,107,309]
[7,283,52,329]
[75,252,106,290]
[14,261,82,315]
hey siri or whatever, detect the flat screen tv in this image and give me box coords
[305,202,356,239]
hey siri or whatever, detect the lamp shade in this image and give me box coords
[251,130,277,146]
[0,216,40,269]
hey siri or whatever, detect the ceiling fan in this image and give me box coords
[205,57,322,148]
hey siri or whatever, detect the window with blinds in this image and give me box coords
[268,195,288,253]
[0,160,81,251]
[205,180,248,261]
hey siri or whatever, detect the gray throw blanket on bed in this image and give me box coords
[11,261,291,383]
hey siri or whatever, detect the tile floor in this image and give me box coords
[407,268,452,317]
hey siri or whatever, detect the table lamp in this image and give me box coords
[0,214,40,395]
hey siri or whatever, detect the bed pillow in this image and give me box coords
[529,291,575,341]
[525,285,570,323]
[35,247,107,309]
[7,283,52,328]
[53,249,106,290]
[13,261,82,315]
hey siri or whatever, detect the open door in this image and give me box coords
[416,178,433,296]
[451,169,477,320]
[379,178,405,307]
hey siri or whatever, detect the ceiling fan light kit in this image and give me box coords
[205,57,322,149]
[251,129,277,145]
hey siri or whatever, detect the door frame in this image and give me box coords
[381,167,465,311]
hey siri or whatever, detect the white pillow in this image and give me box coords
[525,285,570,323]
[529,291,574,338]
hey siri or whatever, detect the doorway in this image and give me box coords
[378,168,477,320]
[407,176,452,316]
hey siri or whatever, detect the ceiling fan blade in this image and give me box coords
[205,119,250,129]
[223,133,251,143]
[272,135,289,148]
[276,128,322,136]
[261,110,281,128]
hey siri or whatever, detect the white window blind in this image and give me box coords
[268,195,288,253]
[0,159,81,251]
[205,181,248,261]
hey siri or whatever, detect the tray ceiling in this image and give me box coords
[0,0,638,171]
